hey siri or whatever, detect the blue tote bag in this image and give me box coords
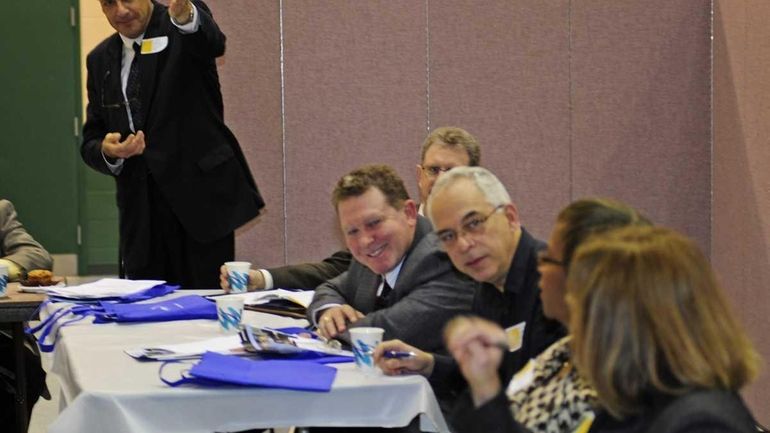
[162,351,337,392]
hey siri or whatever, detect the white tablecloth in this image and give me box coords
[43,293,449,433]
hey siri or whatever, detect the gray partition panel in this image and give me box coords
[214,0,285,268]
[429,0,571,239]
[714,0,770,422]
[281,0,427,263]
[570,0,711,250]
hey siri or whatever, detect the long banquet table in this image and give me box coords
[42,291,450,433]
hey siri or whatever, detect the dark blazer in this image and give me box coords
[594,390,759,433]
[307,216,475,352]
[431,228,565,407]
[81,1,263,273]
[269,250,352,289]
[451,381,759,433]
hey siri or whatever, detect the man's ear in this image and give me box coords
[402,199,418,224]
[503,202,521,228]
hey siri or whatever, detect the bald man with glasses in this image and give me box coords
[375,167,564,415]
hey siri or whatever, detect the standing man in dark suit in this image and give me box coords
[82,0,264,288]
[307,164,475,352]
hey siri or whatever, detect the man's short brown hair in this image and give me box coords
[332,164,410,210]
[420,127,481,166]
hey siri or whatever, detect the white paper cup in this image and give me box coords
[350,327,384,374]
[0,264,7,297]
[215,297,244,333]
[224,261,251,293]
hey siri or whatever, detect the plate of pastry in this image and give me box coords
[19,270,65,293]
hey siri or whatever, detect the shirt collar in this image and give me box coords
[119,33,145,52]
[383,257,405,289]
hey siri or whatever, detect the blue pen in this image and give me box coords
[383,350,417,359]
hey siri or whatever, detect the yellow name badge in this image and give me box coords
[505,321,526,352]
[140,36,169,55]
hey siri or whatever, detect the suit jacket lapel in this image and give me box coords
[137,2,166,130]
[391,216,432,294]
[105,36,131,134]
[355,270,381,313]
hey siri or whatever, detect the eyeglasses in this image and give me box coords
[435,205,506,248]
[420,165,454,178]
[537,251,564,267]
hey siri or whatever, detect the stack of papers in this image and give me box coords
[47,278,165,300]
[126,328,353,361]
[125,335,246,361]
[214,289,315,319]
[249,289,315,308]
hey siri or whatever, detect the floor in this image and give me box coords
[28,370,58,433]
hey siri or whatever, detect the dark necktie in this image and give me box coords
[374,277,393,311]
[126,42,143,131]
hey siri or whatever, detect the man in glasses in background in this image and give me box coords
[82,0,264,288]
[414,126,480,213]
[375,167,564,412]
[220,126,481,292]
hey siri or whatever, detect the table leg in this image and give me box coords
[12,322,29,433]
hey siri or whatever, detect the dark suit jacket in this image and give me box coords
[431,228,565,405]
[269,250,352,289]
[81,1,263,272]
[307,216,475,352]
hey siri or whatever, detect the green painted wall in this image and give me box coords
[0,1,119,274]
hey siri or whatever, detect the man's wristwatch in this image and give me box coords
[173,2,194,25]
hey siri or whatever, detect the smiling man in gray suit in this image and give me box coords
[307,164,475,352]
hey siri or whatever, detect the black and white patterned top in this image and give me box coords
[508,336,598,433]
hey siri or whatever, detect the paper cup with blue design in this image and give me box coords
[350,327,384,374]
[0,263,7,297]
[215,297,244,334]
[224,261,251,293]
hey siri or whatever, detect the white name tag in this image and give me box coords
[504,321,526,352]
[141,36,168,55]
[506,358,536,397]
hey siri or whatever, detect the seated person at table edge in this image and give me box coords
[0,199,53,281]
[307,164,476,352]
[219,126,480,291]
[375,167,565,402]
[0,198,51,431]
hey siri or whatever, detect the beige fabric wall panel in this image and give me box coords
[714,0,770,422]
[281,0,428,263]
[212,0,285,268]
[571,1,712,250]
[429,1,570,240]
